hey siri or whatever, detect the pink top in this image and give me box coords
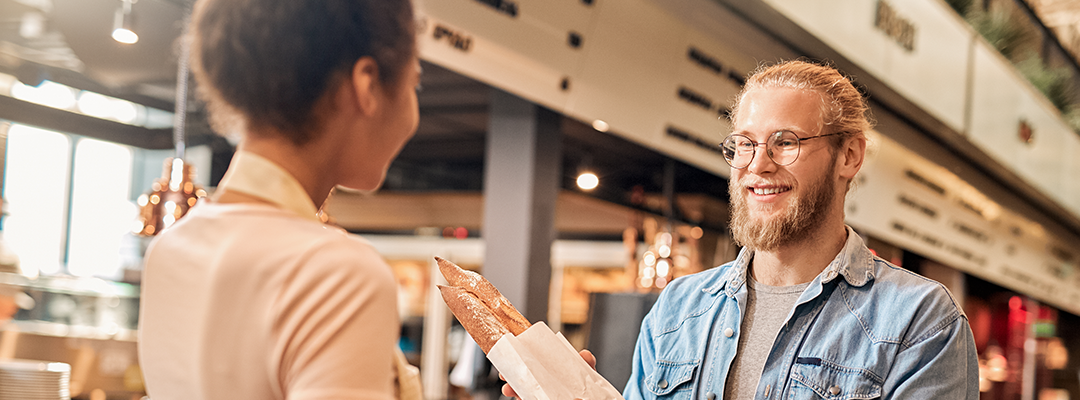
[139,152,400,399]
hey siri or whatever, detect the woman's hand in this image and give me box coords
[500,349,597,399]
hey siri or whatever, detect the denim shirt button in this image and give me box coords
[658,379,668,389]
[723,327,734,338]
[706,392,716,400]
[829,385,841,395]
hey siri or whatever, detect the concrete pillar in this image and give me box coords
[482,89,561,323]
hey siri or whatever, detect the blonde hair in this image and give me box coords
[730,60,873,143]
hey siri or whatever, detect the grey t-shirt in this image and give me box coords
[722,278,809,400]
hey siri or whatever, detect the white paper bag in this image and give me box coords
[487,322,625,400]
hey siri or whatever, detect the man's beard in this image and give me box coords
[728,162,837,251]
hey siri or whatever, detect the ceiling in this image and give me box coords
[1,0,186,108]
[11,0,1080,242]
[0,0,732,234]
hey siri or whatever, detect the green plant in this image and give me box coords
[1064,106,1080,134]
[1015,55,1073,112]
[968,9,1029,60]
[963,3,1080,133]
[945,0,973,16]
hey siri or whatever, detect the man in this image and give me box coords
[622,60,979,399]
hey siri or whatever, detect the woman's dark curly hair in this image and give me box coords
[190,0,417,144]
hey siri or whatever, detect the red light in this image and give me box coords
[454,227,468,239]
[1009,296,1022,310]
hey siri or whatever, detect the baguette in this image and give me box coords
[435,256,532,352]
[437,285,509,353]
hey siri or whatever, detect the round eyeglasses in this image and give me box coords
[720,130,845,169]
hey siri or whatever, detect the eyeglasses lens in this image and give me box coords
[768,131,800,166]
[721,131,802,169]
[722,135,753,168]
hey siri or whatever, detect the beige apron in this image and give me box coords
[394,348,422,400]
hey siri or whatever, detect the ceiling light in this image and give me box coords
[592,119,609,132]
[19,12,45,39]
[576,171,599,190]
[112,0,138,44]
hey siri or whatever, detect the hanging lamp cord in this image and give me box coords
[171,10,192,161]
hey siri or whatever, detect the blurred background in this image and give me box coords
[0,0,1079,399]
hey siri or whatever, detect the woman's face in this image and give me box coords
[380,57,422,160]
[339,55,422,192]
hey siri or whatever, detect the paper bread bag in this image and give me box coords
[487,322,625,400]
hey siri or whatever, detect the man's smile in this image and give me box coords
[749,185,792,196]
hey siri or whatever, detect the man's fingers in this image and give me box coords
[502,383,518,398]
[500,373,519,398]
[499,349,597,398]
[580,349,597,370]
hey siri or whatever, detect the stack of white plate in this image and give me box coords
[0,359,71,400]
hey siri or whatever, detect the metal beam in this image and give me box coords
[0,95,173,149]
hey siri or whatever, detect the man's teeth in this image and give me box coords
[752,187,787,195]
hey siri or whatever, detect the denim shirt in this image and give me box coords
[624,227,979,400]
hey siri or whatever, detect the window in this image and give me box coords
[67,139,135,279]
[1,123,175,280]
[2,115,213,281]
[3,124,71,277]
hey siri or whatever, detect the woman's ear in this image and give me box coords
[837,134,866,181]
[349,57,381,116]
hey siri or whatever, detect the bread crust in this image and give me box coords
[436,257,532,335]
[438,285,509,353]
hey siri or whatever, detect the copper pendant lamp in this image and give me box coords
[134,10,205,236]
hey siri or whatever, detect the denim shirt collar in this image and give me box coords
[704,226,875,296]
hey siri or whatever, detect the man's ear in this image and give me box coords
[349,57,381,116]
[837,134,866,181]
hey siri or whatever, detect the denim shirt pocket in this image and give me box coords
[645,360,698,399]
[789,358,882,400]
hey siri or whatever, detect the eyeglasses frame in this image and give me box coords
[720,130,847,169]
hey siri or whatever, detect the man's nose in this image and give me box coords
[746,143,777,174]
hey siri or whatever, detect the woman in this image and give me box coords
[137,0,422,399]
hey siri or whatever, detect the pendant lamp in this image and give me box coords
[134,11,205,236]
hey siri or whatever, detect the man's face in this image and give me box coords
[727,88,841,251]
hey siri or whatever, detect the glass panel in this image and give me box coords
[2,124,71,277]
[66,138,134,279]
[10,81,77,111]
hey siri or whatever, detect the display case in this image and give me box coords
[0,272,143,399]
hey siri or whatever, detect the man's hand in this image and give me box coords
[500,349,597,399]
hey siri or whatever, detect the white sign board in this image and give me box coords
[418,0,801,178]
[848,132,1080,315]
